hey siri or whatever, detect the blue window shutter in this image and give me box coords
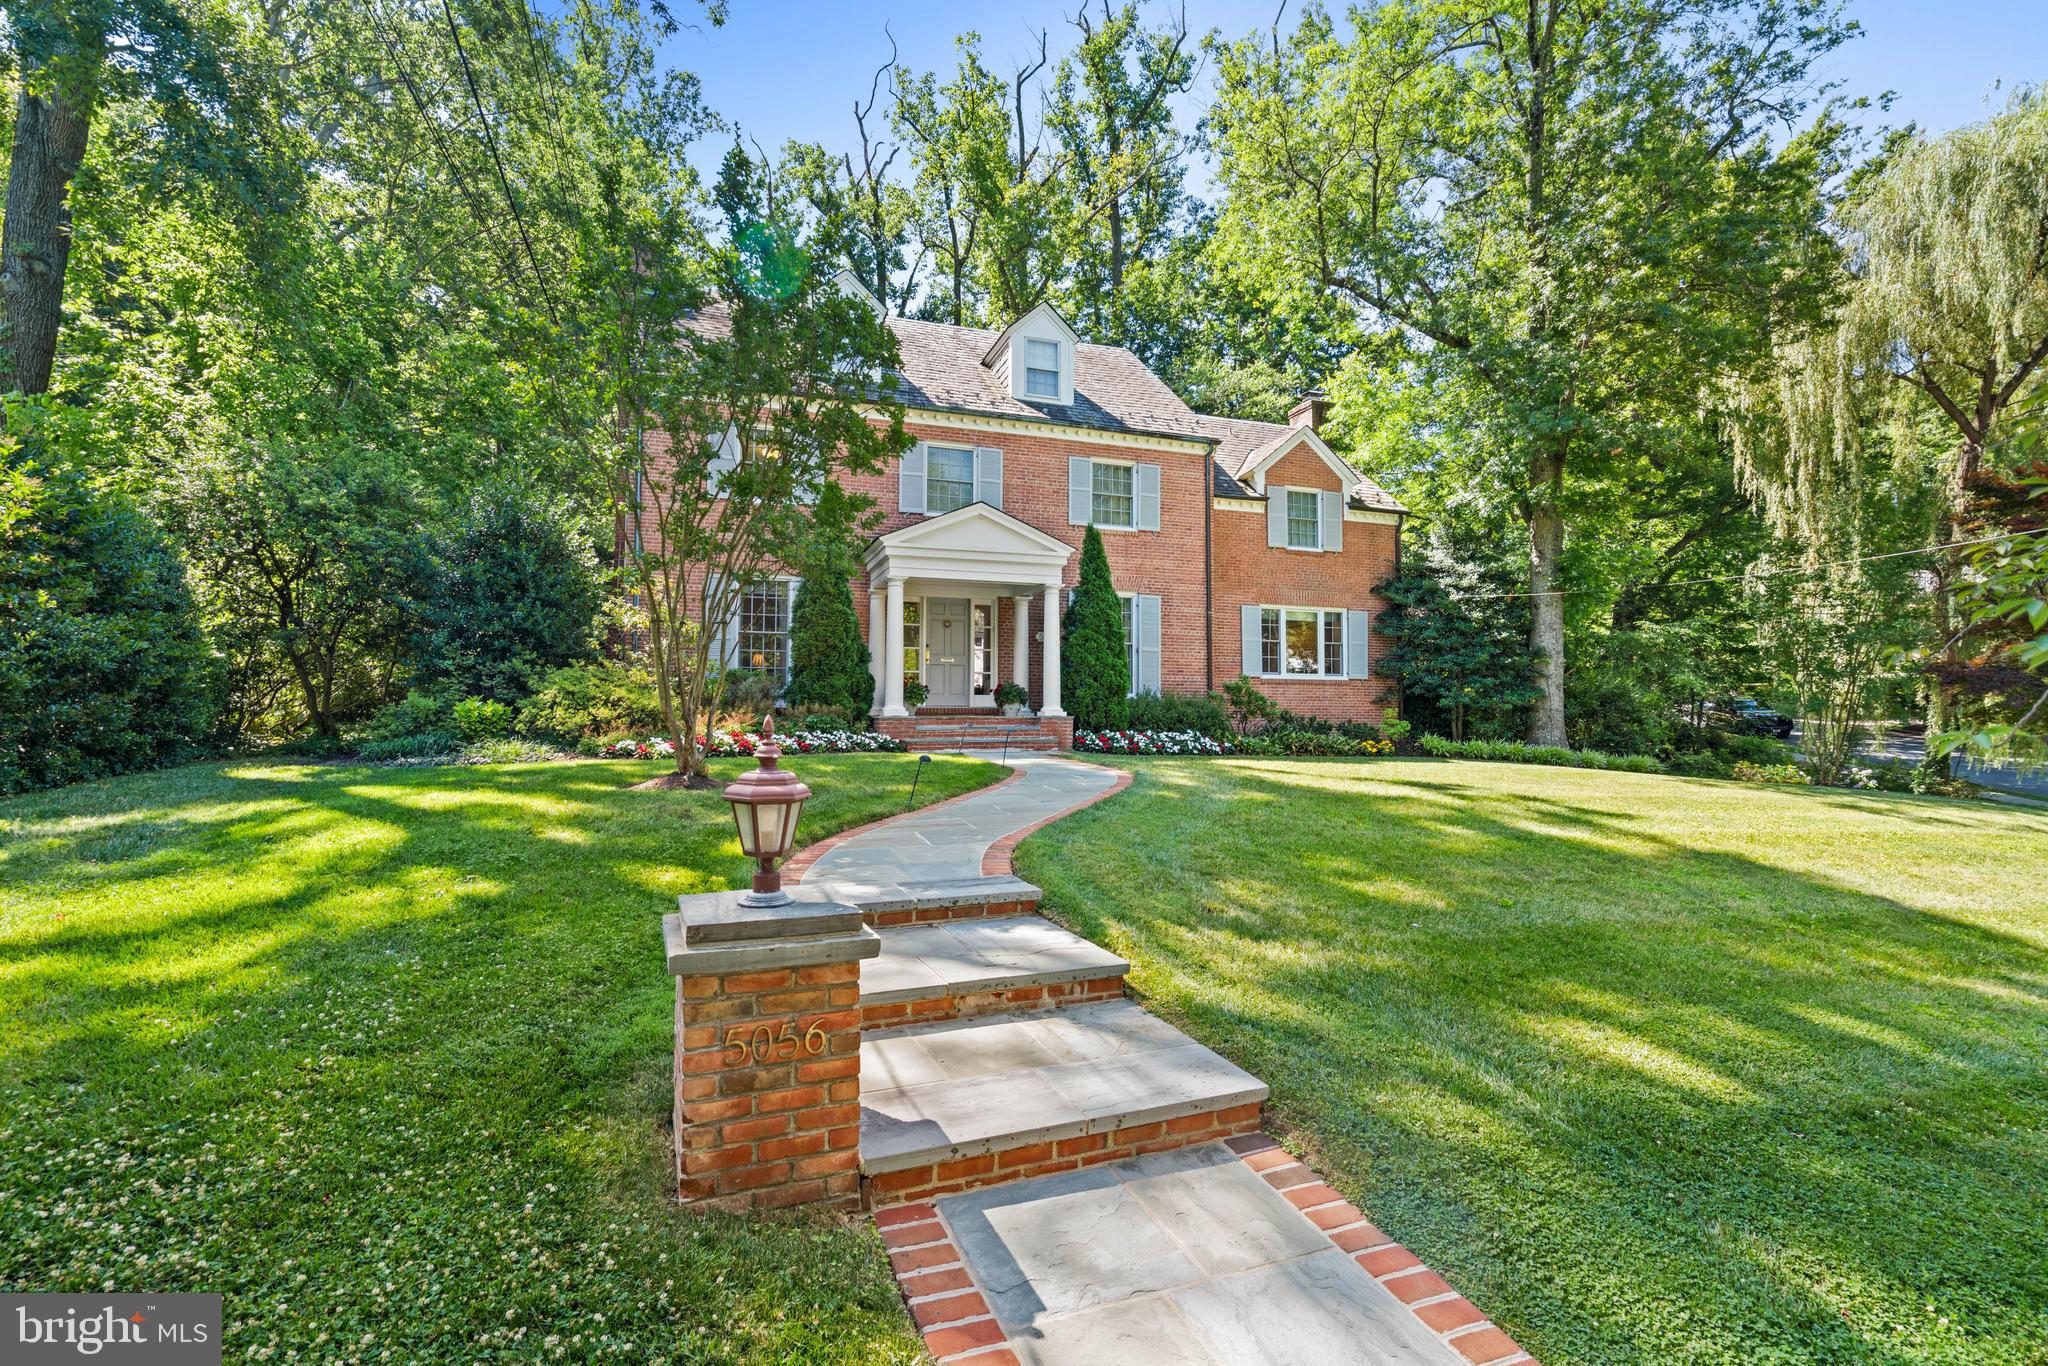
[1345,610,1370,679]
[703,573,732,668]
[1137,594,1162,693]
[707,424,739,494]
[899,443,927,514]
[1240,604,1262,676]
[1135,464,1160,531]
[1321,490,1343,552]
[1267,489,1287,548]
[975,446,1003,509]
[1068,457,1093,525]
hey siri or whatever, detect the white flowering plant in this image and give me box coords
[1073,729,1234,756]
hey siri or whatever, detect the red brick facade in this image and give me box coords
[625,391,1402,725]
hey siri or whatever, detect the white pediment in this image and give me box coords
[865,502,1073,587]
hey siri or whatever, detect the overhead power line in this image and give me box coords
[1450,531,2027,601]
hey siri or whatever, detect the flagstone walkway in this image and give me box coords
[788,750,1527,1366]
[789,752,1126,889]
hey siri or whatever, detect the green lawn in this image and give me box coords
[0,754,999,1363]
[1015,758,2048,1366]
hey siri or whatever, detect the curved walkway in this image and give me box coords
[788,752,1129,889]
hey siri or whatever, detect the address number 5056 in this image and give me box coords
[723,1020,828,1065]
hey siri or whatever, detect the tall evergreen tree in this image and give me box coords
[785,547,875,719]
[1060,524,1129,729]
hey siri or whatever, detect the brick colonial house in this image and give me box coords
[640,278,1406,750]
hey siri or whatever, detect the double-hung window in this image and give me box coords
[926,445,975,514]
[1258,607,1345,677]
[1286,489,1321,550]
[1024,339,1061,398]
[1092,462,1135,528]
[737,580,795,681]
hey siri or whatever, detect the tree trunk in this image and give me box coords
[1525,449,1568,745]
[1,61,97,396]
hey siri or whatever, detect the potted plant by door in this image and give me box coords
[904,681,930,712]
[995,683,1030,717]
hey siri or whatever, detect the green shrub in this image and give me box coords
[1419,735,1667,774]
[452,696,514,741]
[788,703,863,732]
[363,689,454,742]
[357,732,460,761]
[1381,718,1412,742]
[459,737,557,764]
[1061,526,1130,730]
[786,573,874,715]
[0,431,217,794]
[995,682,1029,708]
[517,663,663,740]
[414,481,601,703]
[1127,690,1233,738]
[1732,760,1809,784]
[1664,751,1735,779]
[1219,675,1278,735]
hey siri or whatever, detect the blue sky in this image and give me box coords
[660,0,2045,184]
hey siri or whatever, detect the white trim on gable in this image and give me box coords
[981,301,1080,407]
[862,501,1074,590]
[1240,426,1363,497]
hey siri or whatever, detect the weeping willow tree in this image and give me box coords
[1736,89,2048,732]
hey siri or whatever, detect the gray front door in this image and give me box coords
[925,598,970,705]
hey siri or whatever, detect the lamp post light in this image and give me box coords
[722,714,811,907]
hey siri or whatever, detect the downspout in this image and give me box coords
[1203,449,1215,694]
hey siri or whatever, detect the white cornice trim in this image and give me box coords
[886,404,1213,455]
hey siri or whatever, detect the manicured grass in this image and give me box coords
[0,754,1000,1363]
[1016,758,2048,1366]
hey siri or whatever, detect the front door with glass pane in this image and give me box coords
[924,597,970,705]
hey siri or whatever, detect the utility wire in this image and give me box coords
[1450,531,2024,601]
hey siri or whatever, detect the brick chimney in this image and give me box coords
[1288,391,1330,432]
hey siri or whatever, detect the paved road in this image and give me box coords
[1823,723,2048,799]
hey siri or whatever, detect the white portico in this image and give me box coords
[863,503,1073,719]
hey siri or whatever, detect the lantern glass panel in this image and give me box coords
[753,801,787,857]
[730,801,761,857]
[780,799,806,856]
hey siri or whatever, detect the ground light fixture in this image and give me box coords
[721,714,811,907]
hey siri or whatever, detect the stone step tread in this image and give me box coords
[860,999,1268,1175]
[861,914,1128,1006]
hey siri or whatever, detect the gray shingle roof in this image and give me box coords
[686,305,1405,513]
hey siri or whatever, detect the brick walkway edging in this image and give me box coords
[980,765,1131,877]
[873,1132,1539,1366]
[1225,1132,1538,1366]
[782,754,1132,885]
[783,765,1032,884]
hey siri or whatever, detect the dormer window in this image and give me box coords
[1024,339,1062,398]
[984,301,1080,406]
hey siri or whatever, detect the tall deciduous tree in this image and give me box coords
[607,144,908,781]
[1736,90,2048,733]
[1208,0,1850,744]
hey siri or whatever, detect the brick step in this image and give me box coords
[860,915,1128,1028]
[902,736,1060,753]
[859,999,1267,1205]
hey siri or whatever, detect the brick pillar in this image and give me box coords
[665,888,879,1212]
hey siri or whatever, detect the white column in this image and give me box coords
[1011,595,1031,701]
[867,586,886,713]
[1039,583,1066,718]
[882,578,907,716]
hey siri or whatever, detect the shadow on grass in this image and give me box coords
[1019,759,2048,1366]
[0,754,997,1363]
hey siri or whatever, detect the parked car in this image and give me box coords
[1718,696,1795,739]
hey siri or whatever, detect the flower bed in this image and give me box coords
[600,730,905,760]
[1074,729,1233,755]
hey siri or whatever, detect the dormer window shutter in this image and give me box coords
[707,424,740,495]
[1266,487,1288,548]
[899,443,927,515]
[1320,489,1343,552]
[1068,457,1093,525]
[974,447,1003,509]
